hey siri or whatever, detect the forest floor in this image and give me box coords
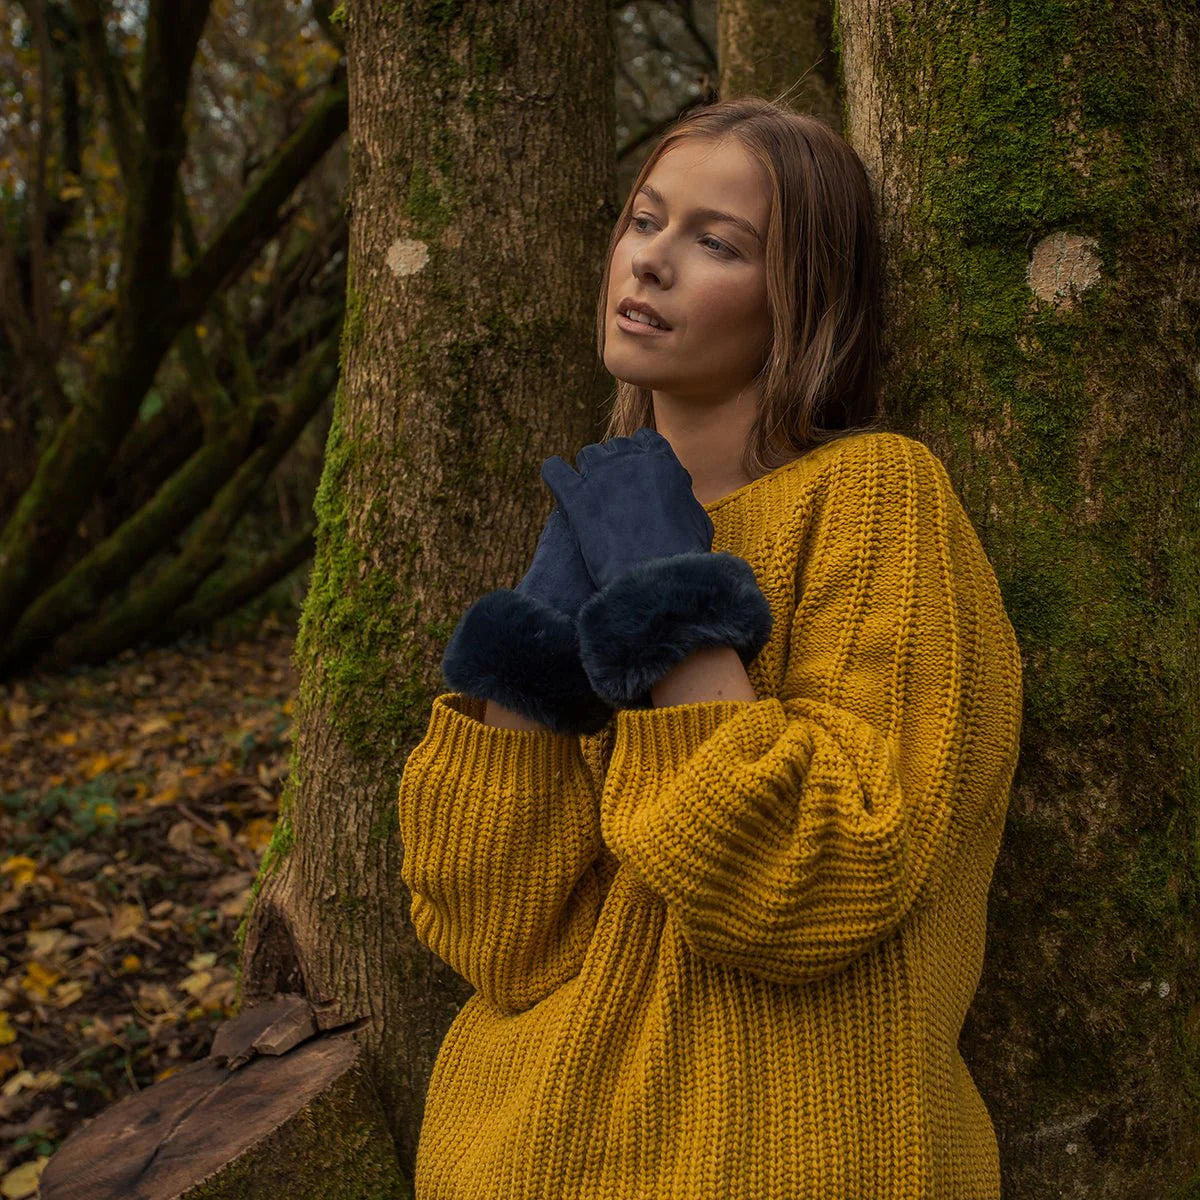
[0,617,298,1197]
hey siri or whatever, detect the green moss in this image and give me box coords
[423,0,465,28]
[367,801,400,848]
[341,286,366,366]
[292,367,438,764]
[328,2,346,28]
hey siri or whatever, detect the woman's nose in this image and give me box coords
[633,246,672,288]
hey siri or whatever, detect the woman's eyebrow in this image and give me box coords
[636,183,762,246]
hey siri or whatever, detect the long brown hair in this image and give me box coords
[596,96,886,480]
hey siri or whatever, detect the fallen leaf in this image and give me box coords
[0,859,37,889]
[110,903,143,940]
[149,784,182,807]
[238,818,275,852]
[52,980,86,1008]
[136,982,176,1015]
[1,1155,49,1198]
[167,821,194,851]
[1,1070,60,1098]
[179,970,212,998]
[20,963,61,1002]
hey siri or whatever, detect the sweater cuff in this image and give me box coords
[601,700,764,871]
[576,552,773,709]
[426,692,588,785]
[614,699,757,771]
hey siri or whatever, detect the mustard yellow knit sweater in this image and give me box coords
[397,430,1023,1199]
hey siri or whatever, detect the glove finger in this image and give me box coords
[632,427,668,452]
[574,438,624,475]
[540,455,580,505]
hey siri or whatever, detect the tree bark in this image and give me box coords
[719,0,842,131]
[829,0,1200,1194]
[235,0,617,1182]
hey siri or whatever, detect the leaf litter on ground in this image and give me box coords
[0,619,297,1195]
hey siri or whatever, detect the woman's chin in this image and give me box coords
[604,356,671,391]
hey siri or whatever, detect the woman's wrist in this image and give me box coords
[649,644,758,707]
[482,698,551,732]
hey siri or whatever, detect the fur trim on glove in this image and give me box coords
[440,589,615,736]
[576,551,773,709]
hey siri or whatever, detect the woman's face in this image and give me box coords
[604,137,772,405]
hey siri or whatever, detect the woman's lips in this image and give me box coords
[616,312,672,336]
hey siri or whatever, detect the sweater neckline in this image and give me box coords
[700,433,868,515]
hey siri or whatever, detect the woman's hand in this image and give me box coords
[540,428,714,591]
[513,504,596,620]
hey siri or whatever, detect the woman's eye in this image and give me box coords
[700,235,734,256]
[629,216,735,257]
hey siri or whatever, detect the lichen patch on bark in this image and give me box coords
[386,238,430,277]
[1027,231,1102,308]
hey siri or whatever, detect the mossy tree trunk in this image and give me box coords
[719,0,842,132]
[235,0,617,1180]
[827,0,1200,1194]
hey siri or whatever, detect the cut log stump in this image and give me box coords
[38,993,411,1200]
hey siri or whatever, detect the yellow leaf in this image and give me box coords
[155,1064,182,1082]
[21,962,61,1001]
[179,970,212,999]
[120,954,141,972]
[188,952,217,971]
[0,1012,15,1046]
[1,1155,50,1199]
[53,730,78,747]
[1,1069,60,1098]
[149,783,182,807]
[0,858,37,888]
[84,751,127,779]
[238,818,275,853]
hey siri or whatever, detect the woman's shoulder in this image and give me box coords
[784,429,952,506]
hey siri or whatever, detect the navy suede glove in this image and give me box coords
[541,427,773,710]
[540,427,714,588]
[439,503,614,736]
[512,504,594,617]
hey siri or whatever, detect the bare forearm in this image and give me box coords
[649,645,758,708]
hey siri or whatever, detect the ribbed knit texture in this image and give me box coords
[397,431,1024,1200]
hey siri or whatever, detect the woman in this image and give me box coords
[399,96,1023,1199]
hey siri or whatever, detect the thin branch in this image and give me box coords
[68,0,140,180]
[170,69,348,333]
[28,0,54,351]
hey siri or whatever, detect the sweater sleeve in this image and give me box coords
[598,434,1024,986]
[397,692,613,1015]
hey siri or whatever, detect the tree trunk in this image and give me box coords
[828,1,1200,1194]
[719,0,842,132]
[235,0,617,1182]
